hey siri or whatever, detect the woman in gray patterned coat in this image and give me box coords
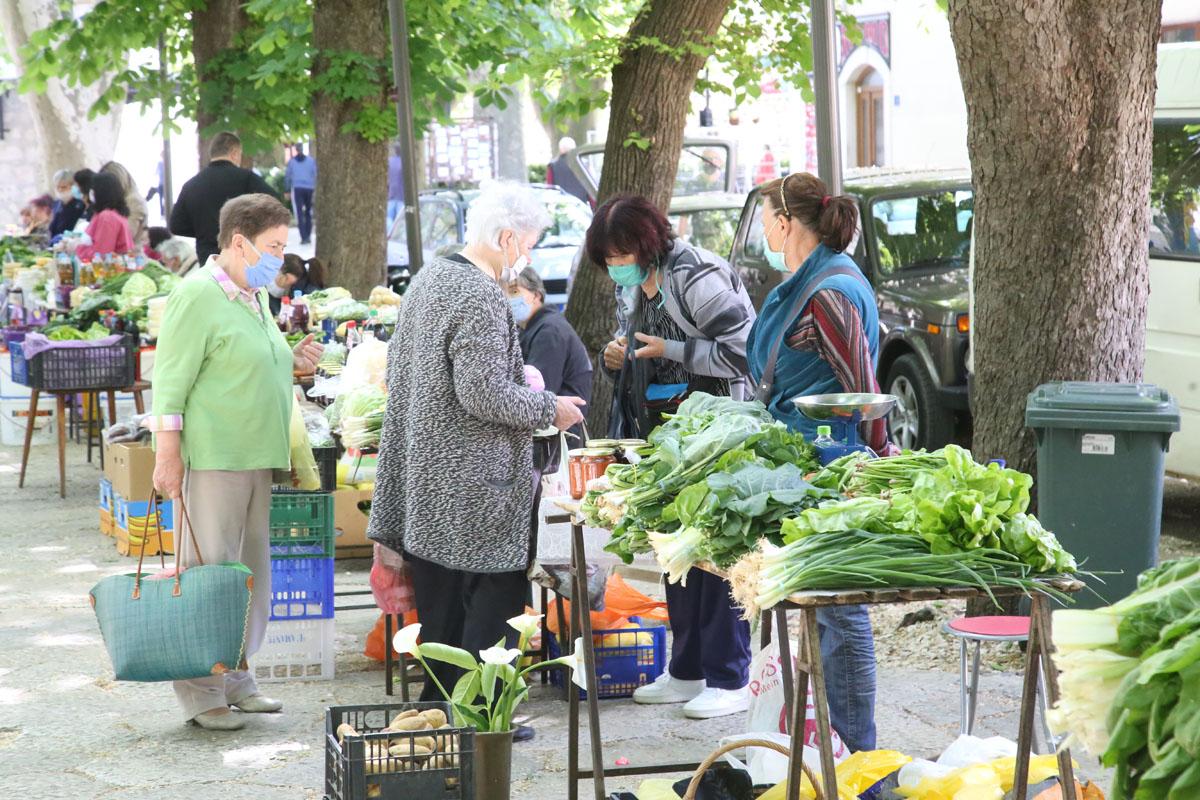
[367,182,586,708]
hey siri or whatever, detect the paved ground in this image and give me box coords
[9,442,1198,798]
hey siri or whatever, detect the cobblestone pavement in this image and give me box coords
[0,442,1147,798]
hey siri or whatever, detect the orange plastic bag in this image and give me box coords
[1032,781,1106,800]
[364,610,419,662]
[545,573,668,636]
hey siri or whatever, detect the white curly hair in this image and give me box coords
[464,181,551,250]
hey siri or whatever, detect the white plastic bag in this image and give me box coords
[720,732,794,785]
[746,640,848,759]
[340,337,388,392]
[541,431,571,498]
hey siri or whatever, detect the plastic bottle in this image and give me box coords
[814,425,836,448]
[290,291,309,333]
[344,320,361,350]
[277,296,293,332]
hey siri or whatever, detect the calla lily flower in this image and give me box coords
[506,613,544,639]
[392,623,422,656]
[479,646,523,666]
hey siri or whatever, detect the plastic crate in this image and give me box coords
[9,340,28,386]
[269,491,335,558]
[547,617,667,699]
[251,617,335,682]
[269,556,334,621]
[274,444,339,493]
[325,701,475,800]
[26,335,136,391]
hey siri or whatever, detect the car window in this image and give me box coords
[424,200,460,252]
[669,207,740,259]
[576,143,732,198]
[869,190,973,275]
[743,195,768,262]
[537,194,591,249]
[1150,120,1200,261]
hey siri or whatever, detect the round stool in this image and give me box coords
[944,616,1054,748]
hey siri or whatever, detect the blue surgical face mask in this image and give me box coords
[607,263,646,288]
[509,295,532,324]
[764,217,789,272]
[71,185,83,201]
[242,237,285,289]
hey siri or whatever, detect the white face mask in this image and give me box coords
[267,281,288,298]
[500,232,529,283]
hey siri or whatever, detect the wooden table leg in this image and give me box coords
[384,613,394,697]
[18,389,39,488]
[567,585,580,800]
[789,609,838,800]
[106,389,117,429]
[761,607,774,649]
[540,584,550,685]
[133,388,145,415]
[1014,596,1078,800]
[86,393,96,464]
[775,606,796,731]
[571,520,606,800]
[55,393,67,498]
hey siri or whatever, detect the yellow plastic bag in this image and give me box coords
[288,393,321,491]
[897,754,1066,799]
[761,749,912,800]
[634,779,680,800]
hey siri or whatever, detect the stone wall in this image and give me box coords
[0,90,47,226]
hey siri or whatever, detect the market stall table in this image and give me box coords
[547,506,1085,800]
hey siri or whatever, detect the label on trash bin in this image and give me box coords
[1081,433,1116,455]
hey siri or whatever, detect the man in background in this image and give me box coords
[545,136,590,205]
[285,143,317,245]
[169,132,276,264]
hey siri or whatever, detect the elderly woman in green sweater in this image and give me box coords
[146,193,323,731]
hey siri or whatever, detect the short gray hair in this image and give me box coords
[516,266,545,301]
[52,169,73,187]
[558,136,576,154]
[158,237,196,265]
[464,181,551,249]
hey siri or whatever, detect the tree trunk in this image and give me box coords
[0,0,122,187]
[946,0,1161,475]
[565,0,732,435]
[473,75,526,182]
[312,0,389,298]
[191,0,247,167]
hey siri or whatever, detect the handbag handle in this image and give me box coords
[132,491,204,601]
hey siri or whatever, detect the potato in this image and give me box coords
[386,716,427,732]
[411,735,436,752]
[364,742,390,774]
[366,785,382,798]
[336,723,359,743]
[385,709,420,730]
[420,709,447,728]
[388,742,433,758]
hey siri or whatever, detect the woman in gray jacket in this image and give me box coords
[367,183,586,707]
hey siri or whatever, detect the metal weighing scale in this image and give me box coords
[792,392,899,465]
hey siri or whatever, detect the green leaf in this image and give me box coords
[418,642,478,672]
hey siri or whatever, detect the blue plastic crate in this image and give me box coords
[270,556,335,621]
[547,616,666,699]
[99,478,113,512]
[9,341,28,387]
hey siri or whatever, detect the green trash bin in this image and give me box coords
[1026,382,1180,606]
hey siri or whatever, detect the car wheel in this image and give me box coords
[884,354,954,451]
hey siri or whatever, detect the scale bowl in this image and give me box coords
[791,392,898,422]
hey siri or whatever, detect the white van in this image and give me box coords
[1146,42,1200,478]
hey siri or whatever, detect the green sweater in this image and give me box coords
[151,266,294,470]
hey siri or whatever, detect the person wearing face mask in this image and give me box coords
[368,183,587,737]
[145,193,324,731]
[746,172,890,753]
[74,173,134,262]
[73,169,96,224]
[587,194,758,721]
[268,254,328,315]
[49,169,86,240]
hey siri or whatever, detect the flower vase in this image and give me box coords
[473,728,514,800]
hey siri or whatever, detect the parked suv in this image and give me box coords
[729,168,973,450]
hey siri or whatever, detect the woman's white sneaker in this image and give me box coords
[632,672,705,704]
[682,686,750,719]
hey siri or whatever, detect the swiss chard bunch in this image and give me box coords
[1052,559,1200,799]
[648,459,835,582]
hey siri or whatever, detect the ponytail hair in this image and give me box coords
[281,253,328,290]
[304,256,327,289]
[759,172,858,253]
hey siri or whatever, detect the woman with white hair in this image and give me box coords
[367,182,587,722]
[100,161,150,247]
[49,168,86,239]
[158,236,199,276]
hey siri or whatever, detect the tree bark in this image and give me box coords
[0,0,122,187]
[312,0,389,298]
[565,0,732,435]
[191,0,248,167]
[946,0,1161,475]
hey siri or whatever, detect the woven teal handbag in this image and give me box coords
[90,494,254,682]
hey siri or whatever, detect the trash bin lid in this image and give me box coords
[1030,382,1172,412]
[1026,381,1181,432]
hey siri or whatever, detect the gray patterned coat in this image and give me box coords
[366,254,557,572]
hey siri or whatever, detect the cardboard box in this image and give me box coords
[333,488,373,557]
[99,478,113,512]
[99,509,114,537]
[104,442,155,501]
[115,523,173,557]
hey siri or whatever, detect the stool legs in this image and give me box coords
[384,613,394,697]
[55,393,67,498]
[18,389,39,488]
